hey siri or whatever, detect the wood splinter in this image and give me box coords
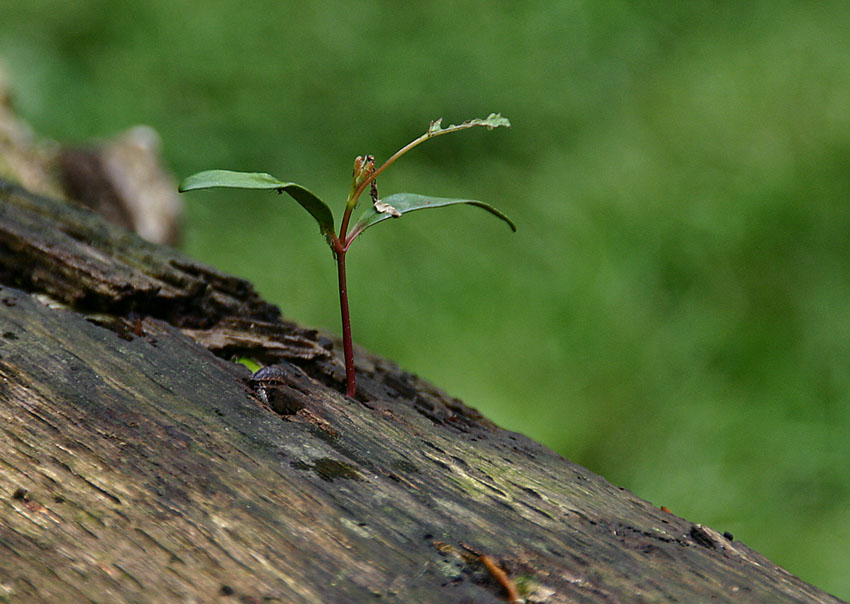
[479,554,523,603]
[458,542,523,603]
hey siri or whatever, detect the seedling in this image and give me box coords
[179,114,515,397]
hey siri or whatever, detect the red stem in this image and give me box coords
[339,207,354,244]
[336,248,356,397]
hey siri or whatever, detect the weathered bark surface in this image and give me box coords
[0,180,844,604]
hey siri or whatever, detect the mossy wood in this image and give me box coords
[0,180,843,603]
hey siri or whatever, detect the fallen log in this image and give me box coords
[0,179,844,603]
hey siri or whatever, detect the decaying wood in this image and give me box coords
[58,126,184,246]
[0,178,845,604]
[0,66,182,246]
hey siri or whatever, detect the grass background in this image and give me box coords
[2,1,848,598]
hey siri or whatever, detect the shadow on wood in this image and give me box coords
[0,180,843,603]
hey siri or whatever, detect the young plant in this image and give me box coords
[179,113,515,397]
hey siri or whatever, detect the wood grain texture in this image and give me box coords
[0,180,844,603]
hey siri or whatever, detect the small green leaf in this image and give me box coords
[179,169,287,191]
[178,169,335,235]
[350,192,516,240]
[236,357,262,373]
[428,113,511,136]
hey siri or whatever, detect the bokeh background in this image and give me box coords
[2,1,848,598]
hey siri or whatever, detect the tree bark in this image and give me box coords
[0,179,844,604]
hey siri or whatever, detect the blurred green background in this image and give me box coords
[2,1,848,598]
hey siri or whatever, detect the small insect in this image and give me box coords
[251,365,287,382]
[250,365,288,405]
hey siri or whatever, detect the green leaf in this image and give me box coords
[179,169,287,191]
[178,169,334,235]
[349,192,516,240]
[427,112,511,136]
